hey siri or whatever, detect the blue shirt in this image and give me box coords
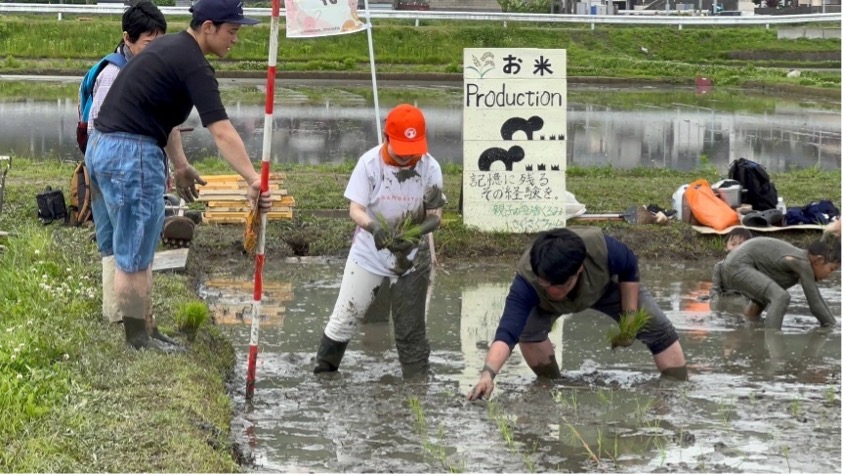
[493,235,639,349]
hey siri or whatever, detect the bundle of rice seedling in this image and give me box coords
[374,212,424,249]
[606,309,651,350]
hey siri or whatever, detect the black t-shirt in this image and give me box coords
[94,30,228,147]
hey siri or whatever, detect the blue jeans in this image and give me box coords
[85,130,165,273]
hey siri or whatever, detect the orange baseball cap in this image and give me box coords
[384,104,428,156]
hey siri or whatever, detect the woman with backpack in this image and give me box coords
[716,225,840,330]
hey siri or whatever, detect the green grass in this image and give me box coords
[0,160,241,472]
[0,15,840,88]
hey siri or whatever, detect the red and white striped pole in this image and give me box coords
[246,0,280,402]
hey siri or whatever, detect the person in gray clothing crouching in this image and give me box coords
[718,223,840,330]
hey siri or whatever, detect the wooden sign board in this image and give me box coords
[462,48,568,233]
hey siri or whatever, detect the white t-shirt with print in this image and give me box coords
[345,144,444,278]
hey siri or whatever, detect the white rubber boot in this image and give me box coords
[102,256,122,324]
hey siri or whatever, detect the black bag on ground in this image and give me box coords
[36,186,68,225]
[728,158,779,211]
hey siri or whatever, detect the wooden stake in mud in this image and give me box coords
[246,0,280,402]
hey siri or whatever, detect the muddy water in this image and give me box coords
[199,261,841,473]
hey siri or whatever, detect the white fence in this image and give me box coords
[0,3,841,29]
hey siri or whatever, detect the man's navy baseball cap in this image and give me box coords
[189,0,260,25]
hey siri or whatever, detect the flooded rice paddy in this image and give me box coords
[198,260,842,473]
[0,82,840,172]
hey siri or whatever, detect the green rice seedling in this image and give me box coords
[562,419,600,464]
[407,396,427,433]
[781,446,791,473]
[632,395,655,424]
[789,399,801,419]
[597,389,615,408]
[552,389,580,414]
[407,397,461,472]
[606,309,650,349]
[174,301,209,339]
[493,409,515,450]
[824,386,838,405]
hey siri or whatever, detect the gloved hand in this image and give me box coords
[366,221,392,250]
[173,165,207,203]
[387,238,415,254]
[417,214,441,235]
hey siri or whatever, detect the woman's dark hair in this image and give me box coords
[122,1,168,44]
[529,228,587,284]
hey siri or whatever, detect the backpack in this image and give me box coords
[76,52,127,154]
[68,161,93,226]
[728,158,779,211]
[36,186,68,225]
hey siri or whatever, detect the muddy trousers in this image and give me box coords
[321,257,431,376]
[722,265,791,329]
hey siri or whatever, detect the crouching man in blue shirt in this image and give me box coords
[467,227,688,401]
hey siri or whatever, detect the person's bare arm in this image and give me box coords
[466,341,511,401]
[349,201,371,229]
[620,281,639,315]
[207,120,259,183]
[207,119,270,209]
[786,257,837,326]
[164,127,189,169]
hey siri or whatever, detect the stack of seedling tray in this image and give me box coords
[196,173,295,224]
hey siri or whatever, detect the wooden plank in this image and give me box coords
[198,181,286,189]
[197,194,292,202]
[202,214,294,224]
[200,173,287,182]
[205,207,294,213]
[204,212,293,218]
[151,248,189,272]
[198,189,289,196]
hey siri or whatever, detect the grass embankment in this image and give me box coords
[0,14,840,91]
[0,161,242,471]
[180,158,840,267]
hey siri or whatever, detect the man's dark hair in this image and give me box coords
[189,19,225,30]
[808,234,841,264]
[726,227,752,242]
[123,1,168,44]
[529,228,587,284]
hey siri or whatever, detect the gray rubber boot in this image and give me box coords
[313,333,348,374]
[124,316,185,353]
[400,360,430,381]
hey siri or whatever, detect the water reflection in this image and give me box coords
[0,85,839,172]
[198,260,840,473]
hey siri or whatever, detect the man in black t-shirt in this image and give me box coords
[86,0,271,352]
